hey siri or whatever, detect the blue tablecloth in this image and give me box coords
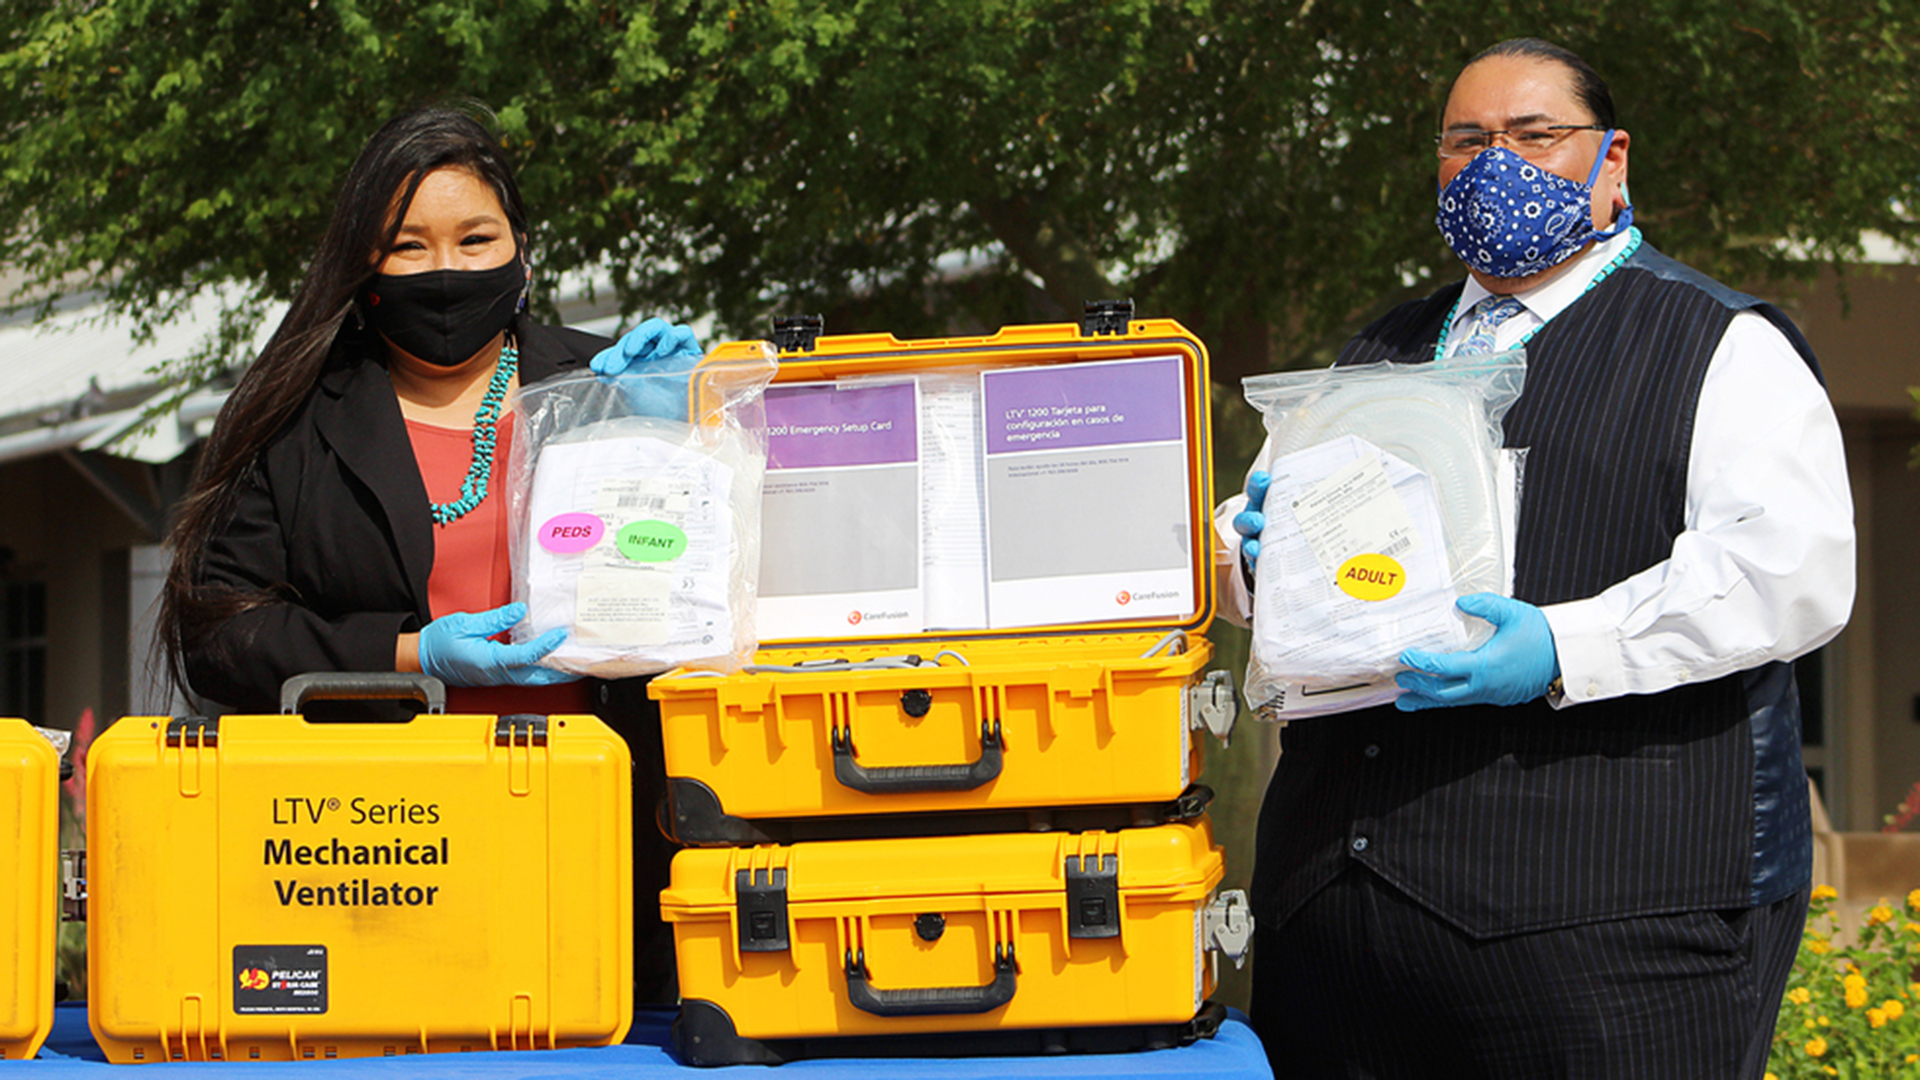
[13,1005,1272,1078]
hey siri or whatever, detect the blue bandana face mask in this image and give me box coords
[1435,130,1633,278]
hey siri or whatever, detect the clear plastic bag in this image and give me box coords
[1239,352,1526,719]
[507,344,779,677]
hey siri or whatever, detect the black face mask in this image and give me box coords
[364,253,525,367]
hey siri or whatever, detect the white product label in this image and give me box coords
[1290,452,1422,580]
[574,566,672,645]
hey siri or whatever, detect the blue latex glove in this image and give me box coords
[589,317,704,420]
[416,602,578,688]
[1230,470,1270,571]
[1395,593,1560,710]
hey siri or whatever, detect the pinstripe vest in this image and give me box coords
[1251,243,1819,937]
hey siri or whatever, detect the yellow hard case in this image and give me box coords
[653,318,1229,842]
[85,676,632,1063]
[1,718,58,1061]
[661,818,1231,1061]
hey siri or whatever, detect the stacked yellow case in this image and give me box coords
[652,310,1251,1065]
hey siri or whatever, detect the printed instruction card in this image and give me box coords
[980,355,1194,628]
[753,354,1196,638]
[757,380,924,639]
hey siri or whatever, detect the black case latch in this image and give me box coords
[494,714,549,747]
[1080,299,1135,338]
[164,716,218,748]
[771,313,825,353]
[1065,853,1121,939]
[736,868,791,952]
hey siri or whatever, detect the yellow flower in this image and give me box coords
[1870,904,1895,925]
[1869,1007,1887,1028]
[1824,1069,1837,1078]
[1819,1016,1832,1026]
[1809,939,1831,955]
[1806,1036,1828,1057]
[1844,974,1867,1005]
[1907,887,1920,911]
[1886,999,1907,1020]
[1908,1054,1919,1064]
[1805,1018,1818,1029]
[1788,987,1813,1005]
[1905,922,1920,935]
[1813,884,1838,901]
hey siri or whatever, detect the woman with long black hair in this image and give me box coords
[159,102,695,999]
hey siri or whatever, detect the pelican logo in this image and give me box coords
[848,610,863,625]
[1116,590,1132,605]
[233,945,328,1014]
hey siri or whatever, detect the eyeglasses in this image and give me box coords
[1434,124,1607,160]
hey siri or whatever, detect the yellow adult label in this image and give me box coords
[1336,553,1407,601]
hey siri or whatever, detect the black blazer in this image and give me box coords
[185,319,608,712]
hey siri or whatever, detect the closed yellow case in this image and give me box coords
[85,696,632,1063]
[0,718,58,1061]
[661,818,1232,1063]
[654,317,1231,841]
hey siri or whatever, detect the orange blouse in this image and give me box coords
[405,413,594,715]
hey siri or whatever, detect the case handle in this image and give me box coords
[830,718,1002,795]
[842,945,1017,1017]
[280,673,447,715]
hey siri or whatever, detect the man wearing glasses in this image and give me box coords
[1230,37,1852,1078]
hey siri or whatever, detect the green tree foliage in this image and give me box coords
[2,0,1916,384]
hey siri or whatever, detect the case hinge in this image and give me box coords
[1204,889,1255,969]
[494,714,548,747]
[1080,298,1135,337]
[164,716,218,748]
[61,849,86,922]
[735,867,791,952]
[1188,669,1238,747]
[770,313,825,353]
[1065,853,1121,939]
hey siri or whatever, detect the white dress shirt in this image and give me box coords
[1217,230,1856,707]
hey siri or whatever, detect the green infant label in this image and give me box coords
[616,520,688,562]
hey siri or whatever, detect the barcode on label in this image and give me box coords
[1379,535,1412,558]
[615,493,670,511]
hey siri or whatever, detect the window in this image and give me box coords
[0,580,47,725]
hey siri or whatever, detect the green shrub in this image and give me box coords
[1770,886,1920,1078]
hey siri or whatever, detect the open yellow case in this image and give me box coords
[655,310,1235,843]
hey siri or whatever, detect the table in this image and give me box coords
[16,1005,1274,1078]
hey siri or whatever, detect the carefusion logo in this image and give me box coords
[848,609,911,626]
[1118,589,1181,607]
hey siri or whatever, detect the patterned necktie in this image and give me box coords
[1452,295,1526,357]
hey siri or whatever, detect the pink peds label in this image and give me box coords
[538,512,606,553]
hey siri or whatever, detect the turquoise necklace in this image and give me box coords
[429,343,518,526]
[1431,227,1644,363]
